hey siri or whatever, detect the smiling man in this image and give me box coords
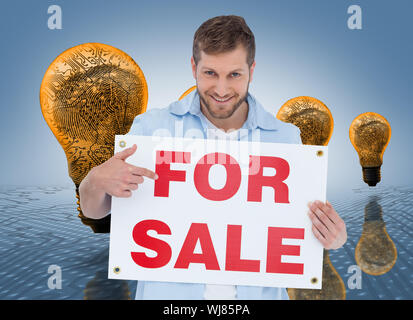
[79,15,347,300]
[192,18,256,132]
[194,45,253,132]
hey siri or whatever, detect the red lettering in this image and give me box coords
[174,223,220,270]
[131,219,172,268]
[266,227,304,274]
[194,153,241,201]
[225,225,260,272]
[154,150,191,197]
[247,156,290,203]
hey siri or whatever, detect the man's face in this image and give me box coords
[191,45,256,120]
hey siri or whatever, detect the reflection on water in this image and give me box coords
[0,185,137,300]
[84,271,131,300]
[355,196,397,276]
[0,185,412,299]
[288,250,346,300]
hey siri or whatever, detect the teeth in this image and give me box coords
[213,96,231,102]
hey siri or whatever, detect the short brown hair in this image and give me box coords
[193,15,256,67]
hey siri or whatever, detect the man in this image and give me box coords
[79,15,347,299]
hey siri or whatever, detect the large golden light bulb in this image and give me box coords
[349,112,391,187]
[277,98,345,299]
[40,43,148,232]
[276,96,334,145]
[355,196,397,276]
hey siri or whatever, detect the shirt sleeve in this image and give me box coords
[128,114,145,135]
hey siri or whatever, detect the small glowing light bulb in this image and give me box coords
[179,86,196,100]
[40,43,148,232]
[349,112,391,187]
[276,96,334,145]
[355,196,397,276]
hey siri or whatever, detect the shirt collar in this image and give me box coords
[169,89,279,131]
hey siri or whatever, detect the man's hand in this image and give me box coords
[89,144,158,198]
[307,200,347,250]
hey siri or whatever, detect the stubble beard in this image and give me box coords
[198,83,249,120]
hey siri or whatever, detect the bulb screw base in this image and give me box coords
[362,166,381,187]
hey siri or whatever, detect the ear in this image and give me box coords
[249,61,256,83]
[191,56,197,79]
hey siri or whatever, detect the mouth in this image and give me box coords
[210,95,234,104]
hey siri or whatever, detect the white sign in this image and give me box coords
[108,135,327,289]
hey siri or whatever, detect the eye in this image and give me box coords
[231,72,241,78]
[205,70,215,76]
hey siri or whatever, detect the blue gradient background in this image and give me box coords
[0,0,412,198]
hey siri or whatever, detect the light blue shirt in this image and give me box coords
[128,90,301,300]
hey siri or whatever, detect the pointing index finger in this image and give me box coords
[128,164,159,180]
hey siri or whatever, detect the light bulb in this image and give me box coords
[40,42,148,232]
[179,85,196,100]
[278,99,345,299]
[349,112,391,186]
[276,96,334,145]
[355,196,397,276]
[83,270,131,300]
[288,250,346,300]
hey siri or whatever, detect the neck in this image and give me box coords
[201,100,249,132]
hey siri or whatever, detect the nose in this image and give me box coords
[213,78,230,98]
